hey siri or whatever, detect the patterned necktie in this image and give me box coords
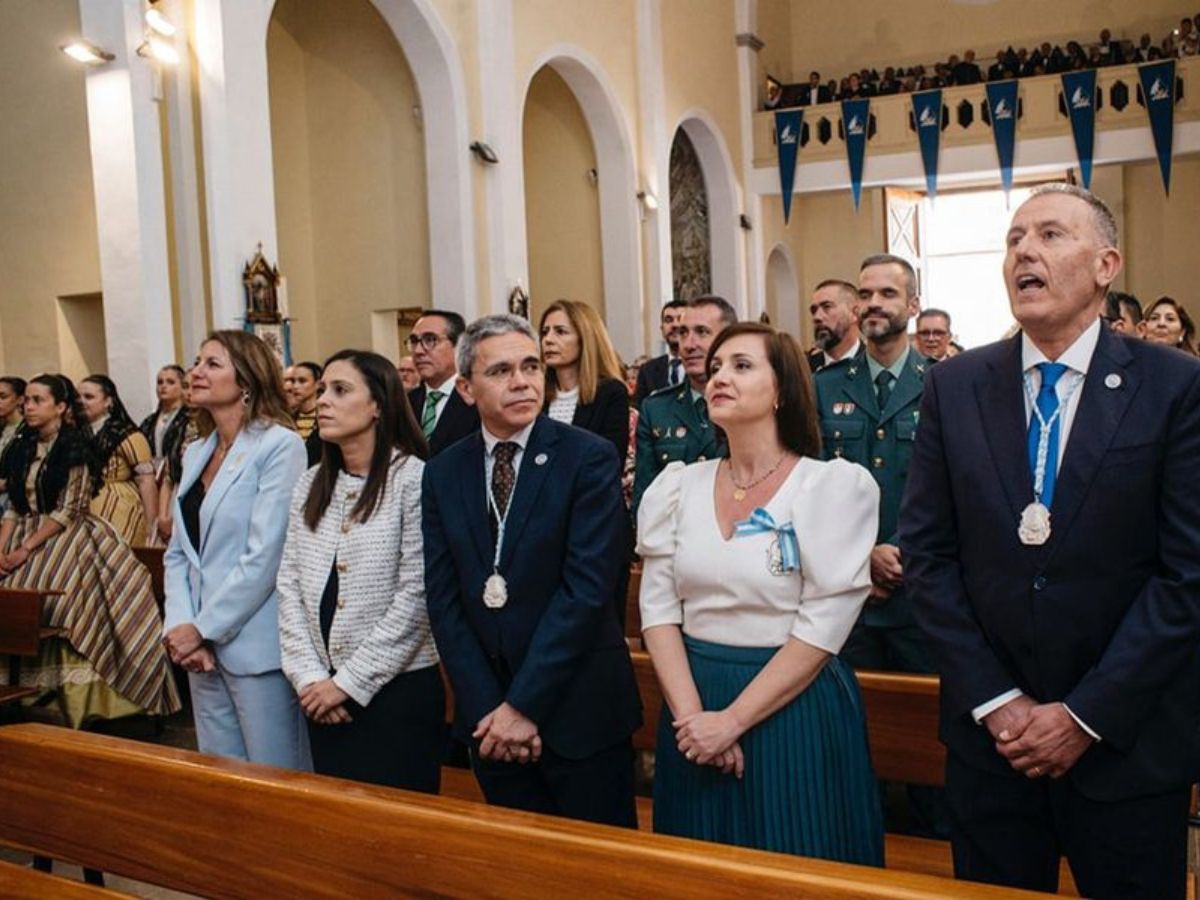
[491,442,519,517]
[694,396,709,428]
[420,390,444,438]
[669,358,682,386]
[1027,362,1068,506]
[875,370,895,410]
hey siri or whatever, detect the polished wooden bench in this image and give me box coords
[0,724,1049,899]
[0,858,123,898]
[0,588,64,707]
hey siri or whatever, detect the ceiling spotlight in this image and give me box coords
[138,35,179,65]
[469,141,499,165]
[60,41,115,65]
[145,7,177,37]
[637,190,659,212]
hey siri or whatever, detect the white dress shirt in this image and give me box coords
[971,318,1103,739]
[823,339,863,368]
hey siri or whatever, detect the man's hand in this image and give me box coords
[299,679,351,722]
[870,544,903,589]
[982,693,1037,743]
[996,702,1094,778]
[867,583,893,604]
[474,702,541,763]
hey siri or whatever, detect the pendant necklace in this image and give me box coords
[483,470,513,609]
[1019,370,1081,546]
[727,453,787,502]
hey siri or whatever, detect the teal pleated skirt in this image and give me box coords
[653,636,884,865]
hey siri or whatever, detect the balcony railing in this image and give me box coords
[752,56,1199,171]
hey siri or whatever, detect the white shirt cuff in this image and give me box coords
[1062,703,1101,742]
[972,688,1025,724]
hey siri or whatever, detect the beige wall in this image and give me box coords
[0,0,101,378]
[268,0,430,363]
[522,67,605,321]
[1121,154,1200,322]
[788,0,1187,83]
[756,0,794,97]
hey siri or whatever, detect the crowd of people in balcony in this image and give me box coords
[767,14,1200,109]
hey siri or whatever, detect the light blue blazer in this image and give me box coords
[163,422,307,676]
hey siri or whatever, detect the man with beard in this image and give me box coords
[807,279,862,372]
[815,254,932,673]
[634,299,688,407]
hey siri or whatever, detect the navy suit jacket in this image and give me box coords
[422,415,642,759]
[408,384,480,457]
[900,327,1200,801]
[634,354,671,407]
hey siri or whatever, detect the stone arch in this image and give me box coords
[521,45,643,358]
[672,110,743,314]
[765,242,800,338]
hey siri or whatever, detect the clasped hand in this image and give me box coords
[300,679,353,725]
[474,702,542,764]
[984,697,1093,779]
[673,709,745,778]
[0,545,30,576]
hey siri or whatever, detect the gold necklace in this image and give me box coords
[727,454,787,501]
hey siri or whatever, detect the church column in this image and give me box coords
[636,0,671,355]
[192,0,276,330]
[735,0,765,320]
[78,0,175,417]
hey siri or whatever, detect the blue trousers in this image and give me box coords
[189,665,311,771]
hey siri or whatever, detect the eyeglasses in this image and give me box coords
[407,332,449,351]
[916,329,949,339]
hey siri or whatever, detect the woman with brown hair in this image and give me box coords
[0,374,179,727]
[79,374,158,545]
[539,299,629,462]
[278,350,442,790]
[1140,296,1197,355]
[637,322,883,863]
[163,330,310,768]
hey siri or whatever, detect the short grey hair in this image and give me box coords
[860,253,918,298]
[1028,183,1118,249]
[456,314,539,376]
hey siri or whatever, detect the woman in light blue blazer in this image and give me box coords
[163,330,310,769]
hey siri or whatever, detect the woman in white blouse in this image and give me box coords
[637,322,884,864]
[278,349,443,791]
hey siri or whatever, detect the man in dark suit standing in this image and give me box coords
[423,314,642,828]
[407,309,479,456]
[900,184,1200,899]
[633,299,687,407]
[797,70,832,106]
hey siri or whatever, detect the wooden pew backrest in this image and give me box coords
[0,589,45,657]
[0,724,1046,899]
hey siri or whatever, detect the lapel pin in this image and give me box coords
[675,426,688,438]
[848,367,858,376]
[1104,373,1122,389]
[845,402,856,414]
[833,402,844,415]
[916,363,926,374]
[534,453,548,465]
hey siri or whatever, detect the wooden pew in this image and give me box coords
[0,859,123,899]
[0,724,1048,899]
[0,588,58,706]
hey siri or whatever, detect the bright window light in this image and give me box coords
[145,8,177,37]
[60,41,114,65]
[145,35,179,65]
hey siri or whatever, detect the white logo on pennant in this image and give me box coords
[846,115,864,135]
[918,106,937,127]
[1071,86,1090,109]
[1150,78,1169,102]
[779,124,798,144]
[994,99,1013,119]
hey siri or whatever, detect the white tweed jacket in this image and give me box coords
[277,452,437,706]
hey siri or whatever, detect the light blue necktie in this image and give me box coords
[733,508,800,573]
[1027,362,1067,506]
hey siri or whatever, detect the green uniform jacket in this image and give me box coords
[632,383,725,515]
[814,348,929,627]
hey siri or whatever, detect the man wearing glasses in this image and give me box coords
[914,309,953,363]
[406,309,480,456]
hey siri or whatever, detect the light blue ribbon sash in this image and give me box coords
[733,507,800,573]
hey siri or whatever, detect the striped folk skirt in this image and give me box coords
[1,512,180,726]
[653,636,884,865]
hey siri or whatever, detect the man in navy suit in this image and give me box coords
[423,313,642,828]
[407,309,480,456]
[900,184,1200,898]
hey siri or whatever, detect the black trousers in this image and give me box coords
[307,664,445,793]
[472,737,638,829]
[947,751,1190,899]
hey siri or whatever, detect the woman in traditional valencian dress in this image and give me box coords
[79,375,157,545]
[0,374,179,726]
[638,323,883,864]
[140,364,189,483]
